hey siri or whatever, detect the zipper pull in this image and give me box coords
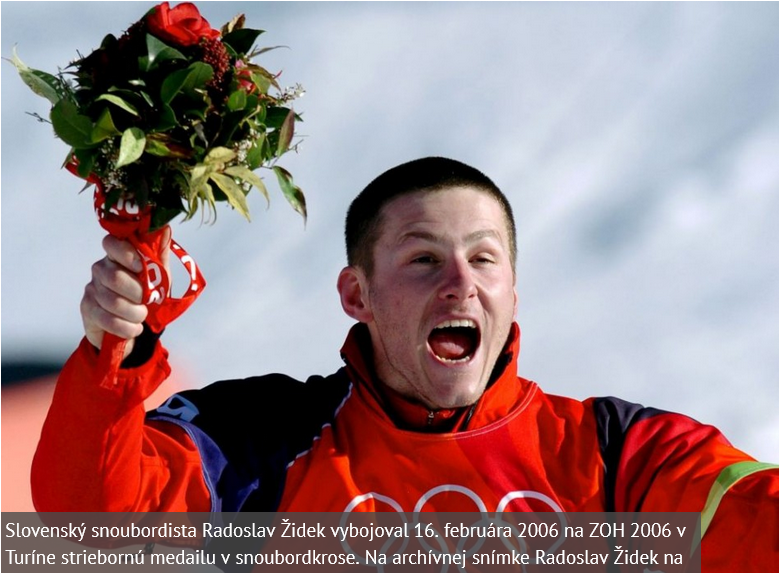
[427,411,435,426]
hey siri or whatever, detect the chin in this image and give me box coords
[427,380,486,409]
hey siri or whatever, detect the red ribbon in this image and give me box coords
[71,165,206,388]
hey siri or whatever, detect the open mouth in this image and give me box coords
[428,319,480,363]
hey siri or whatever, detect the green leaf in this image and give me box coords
[183,104,208,122]
[115,127,146,168]
[181,62,214,91]
[265,107,291,129]
[160,68,191,104]
[225,165,269,206]
[109,87,154,108]
[227,90,247,112]
[160,62,214,103]
[276,109,296,157]
[189,164,214,198]
[91,107,120,143]
[210,172,250,220]
[205,147,236,165]
[10,47,63,105]
[141,34,186,72]
[272,165,307,221]
[259,135,273,163]
[50,99,94,148]
[245,138,263,170]
[150,206,184,231]
[200,179,216,202]
[222,28,264,55]
[145,135,190,158]
[152,103,178,132]
[199,182,218,223]
[250,63,277,81]
[96,94,139,116]
[248,67,274,94]
[245,95,264,119]
[73,147,97,178]
[144,139,175,157]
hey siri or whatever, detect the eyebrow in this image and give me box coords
[397,229,504,246]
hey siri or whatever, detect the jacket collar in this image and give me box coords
[340,322,528,432]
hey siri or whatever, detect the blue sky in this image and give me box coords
[1,2,778,462]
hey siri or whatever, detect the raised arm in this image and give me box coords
[31,231,210,512]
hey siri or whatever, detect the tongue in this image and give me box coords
[429,330,473,360]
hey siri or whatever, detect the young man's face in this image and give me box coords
[340,187,518,409]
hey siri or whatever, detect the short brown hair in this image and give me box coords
[345,157,517,275]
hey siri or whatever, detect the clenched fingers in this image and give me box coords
[81,288,145,346]
[91,256,145,304]
[102,234,143,273]
[81,253,147,349]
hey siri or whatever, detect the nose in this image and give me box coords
[438,257,478,301]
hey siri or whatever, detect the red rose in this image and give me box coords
[147,2,220,47]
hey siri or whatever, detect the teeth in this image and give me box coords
[434,319,476,330]
[439,355,472,364]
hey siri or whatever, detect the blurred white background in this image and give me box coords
[2,2,778,462]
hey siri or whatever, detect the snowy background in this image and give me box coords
[2,2,778,462]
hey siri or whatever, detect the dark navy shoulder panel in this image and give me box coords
[147,368,352,512]
[592,396,666,511]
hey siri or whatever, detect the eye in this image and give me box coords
[471,254,496,265]
[411,255,438,264]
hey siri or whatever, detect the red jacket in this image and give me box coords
[32,323,778,571]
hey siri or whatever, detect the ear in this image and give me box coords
[337,266,374,323]
[513,286,519,317]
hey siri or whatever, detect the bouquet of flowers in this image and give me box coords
[11,2,306,385]
[13,1,306,227]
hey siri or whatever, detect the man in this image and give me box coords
[32,157,777,571]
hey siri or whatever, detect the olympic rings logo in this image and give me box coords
[338,485,568,573]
